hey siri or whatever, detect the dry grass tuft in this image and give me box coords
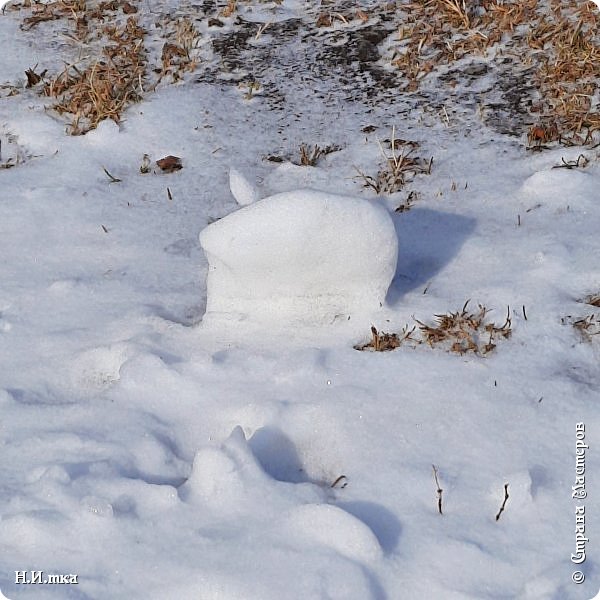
[584,293,600,308]
[437,0,472,29]
[12,0,203,135]
[298,144,322,167]
[25,65,47,87]
[528,7,600,146]
[238,80,261,100]
[355,301,512,355]
[390,0,600,146]
[563,292,600,341]
[220,0,236,18]
[295,143,341,166]
[394,190,421,213]
[43,17,146,134]
[567,292,600,340]
[354,325,418,352]
[156,17,201,83]
[416,301,512,355]
[355,135,432,194]
[572,315,600,341]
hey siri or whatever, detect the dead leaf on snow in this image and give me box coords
[156,155,183,172]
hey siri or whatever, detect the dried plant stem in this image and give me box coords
[432,465,443,515]
[495,483,509,521]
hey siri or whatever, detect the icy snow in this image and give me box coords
[1,2,600,600]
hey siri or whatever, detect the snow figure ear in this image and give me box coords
[229,168,260,206]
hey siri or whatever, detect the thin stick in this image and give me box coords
[371,326,380,351]
[255,22,271,39]
[432,464,443,515]
[495,483,509,521]
[331,475,348,489]
[102,166,121,183]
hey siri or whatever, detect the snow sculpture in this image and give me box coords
[229,167,260,206]
[199,170,398,325]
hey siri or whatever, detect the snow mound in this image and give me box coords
[199,188,398,325]
[282,503,382,563]
[70,344,130,390]
[180,427,383,585]
[180,426,324,513]
[520,168,597,208]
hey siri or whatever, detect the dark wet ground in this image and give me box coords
[192,9,540,140]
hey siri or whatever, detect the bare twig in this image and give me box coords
[102,166,121,183]
[552,155,589,169]
[495,483,509,521]
[331,475,348,489]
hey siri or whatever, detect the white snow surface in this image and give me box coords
[0,2,600,600]
[200,188,398,326]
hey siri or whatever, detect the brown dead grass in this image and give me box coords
[15,0,148,134]
[296,143,341,167]
[220,0,236,18]
[584,293,600,308]
[572,314,600,341]
[355,131,433,194]
[391,0,600,147]
[562,292,600,341]
[529,6,600,145]
[11,0,600,145]
[354,324,419,352]
[12,0,201,134]
[298,144,323,167]
[391,0,536,91]
[44,16,145,134]
[156,17,201,84]
[416,302,512,355]
[355,301,512,355]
